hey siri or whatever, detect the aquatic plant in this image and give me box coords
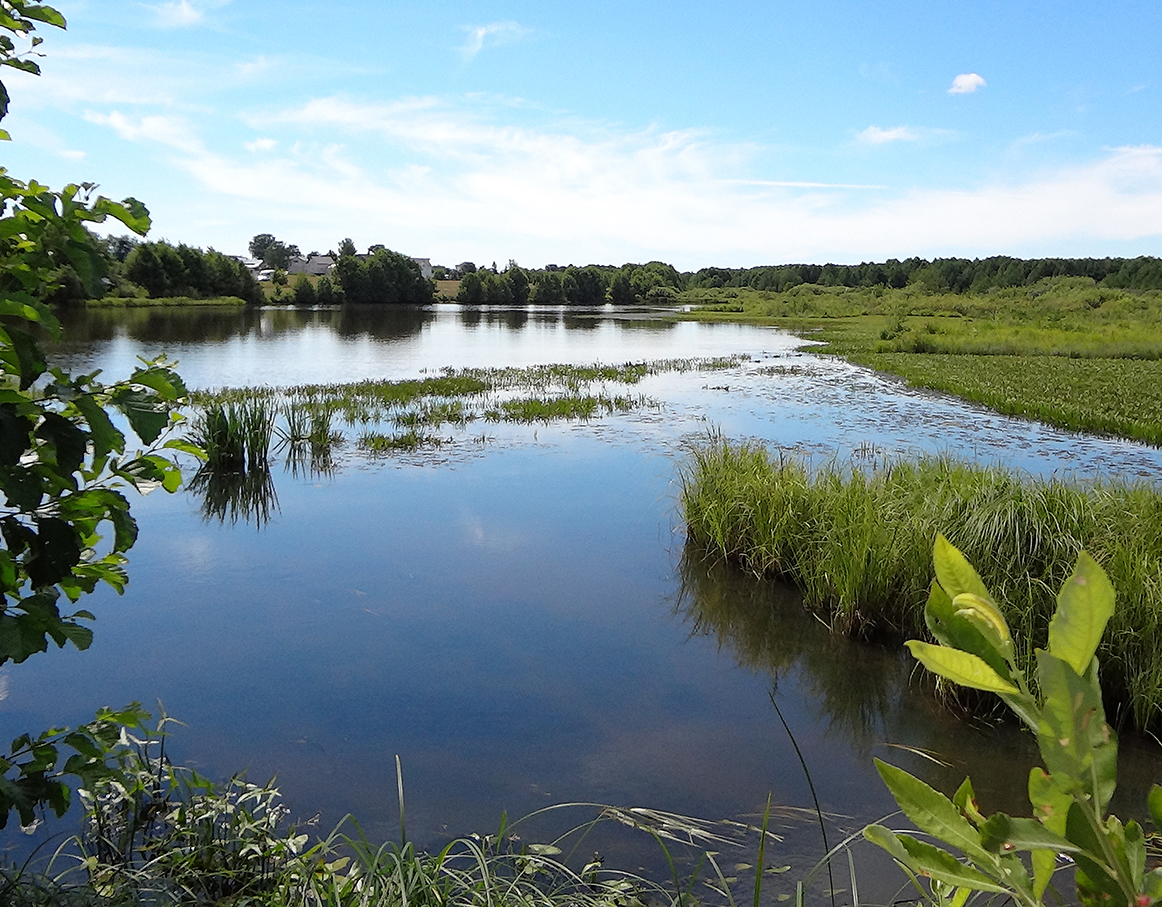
[680,438,1162,729]
[866,537,1162,907]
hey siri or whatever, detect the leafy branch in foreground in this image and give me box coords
[866,534,1162,907]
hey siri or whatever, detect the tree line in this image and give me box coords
[684,256,1162,294]
[446,255,1162,305]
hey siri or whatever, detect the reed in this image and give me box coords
[680,436,1162,730]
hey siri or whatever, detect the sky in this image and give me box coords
[5,0,1162,270]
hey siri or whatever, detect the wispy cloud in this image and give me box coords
[157,96,1162,265]
[153,1,203,28]
[83,109,204,154]
[459,22,531,62]
[857,125,919,145]
[949,72,986,94]
[244,137,277,152]
[150,0,232,29]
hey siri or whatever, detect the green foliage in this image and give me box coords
[249,233,300,270]
[866,538,1162,907]
[0,2,202,832]
[0,177,197,669]
[122,240,263,303]
[0,704,151,831]
[291,273,317,305]
[680,440,1162,729]
[0,0,67,142]
[333,247,434,305]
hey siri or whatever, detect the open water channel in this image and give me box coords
[8,303,1162,886]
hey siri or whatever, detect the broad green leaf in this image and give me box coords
[1148,784,1162,832]
[895,834,1008,894]
[906,641,1019,694]
[1123,819,1146,892]
[20,4,67,28]
[864,823,908,860]
[933,534,994,604]
[1049,551,1115,676]
[980,813,1079,854]
[112,390,169,444]
[71,394,124,462]
[1036,650,1112,799]
[924,581,1014,682]
[874,759,996,868]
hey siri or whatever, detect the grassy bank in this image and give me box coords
[680,280,1162,446]
[680,437,1162,731]
[86,295,250,307]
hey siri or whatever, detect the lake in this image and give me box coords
[8,303,1162,884]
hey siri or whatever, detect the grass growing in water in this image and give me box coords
[188,359,731,462]
[681,281,1162,446]
[680,436,1162,731]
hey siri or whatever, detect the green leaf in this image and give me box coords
[1036,651,1115,808]
[906,640,1019,694]
[895,834,1009,894]
[71,394,125,462]
[91,196,150,235]
[933,534,994,603]
[874,759,996,868]
[1048,551,1115,676]
[1148,784,1162,832]
[980,813,1079,854]
[923,581,1014,683]
[864,823,908,861]
[20,4,67,28]
[112,389,169,444]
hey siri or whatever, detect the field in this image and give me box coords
[680,278,1162,446]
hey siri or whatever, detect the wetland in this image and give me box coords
[12,301,1162,886]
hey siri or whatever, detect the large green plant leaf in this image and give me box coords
[933,534,994,603]
[1036,651,1113,799]
[906,641,1019,694]
[874,759,996,868]
[924,581,1014,682]
[1048,551,1115,676]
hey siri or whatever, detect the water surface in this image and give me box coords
[10,304,1161,878]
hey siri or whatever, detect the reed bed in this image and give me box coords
[849,352,1162,447]
[680,436,1162,730]
[187,360,728,461]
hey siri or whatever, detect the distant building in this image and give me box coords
[288,254,336,276]
[411,257,432,280]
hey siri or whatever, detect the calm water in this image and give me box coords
[9,304,1162,877]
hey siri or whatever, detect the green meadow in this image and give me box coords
[682,278,1162,445]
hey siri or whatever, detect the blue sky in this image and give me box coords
[6,0,1162,269]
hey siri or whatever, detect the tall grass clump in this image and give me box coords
[192,400,275,473]
[680,436,1162,730]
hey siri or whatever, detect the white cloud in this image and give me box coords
[245,137,277,152]
[150,0,232,29]
[84,110,204,154]
[459,22,531,62]
[160,96,1162,265]
[857,125,919,145]
[153,1,202,27]
[949,72,986,94]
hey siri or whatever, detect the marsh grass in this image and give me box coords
[358,430,443,452]
[190,359,728,463]
[682,282,1162,445]
[680,436,1162,730]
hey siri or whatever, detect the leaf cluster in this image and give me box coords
[867,536,1162,907]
